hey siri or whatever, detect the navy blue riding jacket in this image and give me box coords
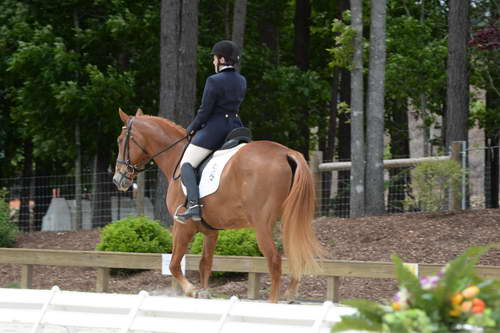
[188,68,246,150]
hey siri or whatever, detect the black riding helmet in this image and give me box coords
[210,40,240,65]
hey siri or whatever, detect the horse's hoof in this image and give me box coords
[185,287,197,297]
[195,289,212,299]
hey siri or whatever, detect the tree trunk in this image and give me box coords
[258,12,280,65]
[294,0,311,160]
[446,0,469,208]
[19,140,33,232]
[232,0,247,71]
[334,68,352,218]
[485,134,499,209]
[387,99,410,213]
[331,0,352,218]
[349,0,365,218]
[224,1,231,39]
[73,9,83,230]
[91,149,112,228]
[491,141,499,208]
[485,89,500,208]
[365,0,387,216]
[446,0,469,147]
[158,0,199,226]
[294,0,310,71]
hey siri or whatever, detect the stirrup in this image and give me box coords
[174,204,203,224]
[174,204,187,224]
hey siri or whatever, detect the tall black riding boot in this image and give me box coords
[175,163,202,222]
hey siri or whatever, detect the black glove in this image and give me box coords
[186,122,197,136]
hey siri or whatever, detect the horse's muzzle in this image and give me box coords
[113,172,133,191]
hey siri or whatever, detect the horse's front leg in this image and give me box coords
[169,223,197,297]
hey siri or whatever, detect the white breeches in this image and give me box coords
[180,144,212,168]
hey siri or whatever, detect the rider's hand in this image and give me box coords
[186,124,195,136]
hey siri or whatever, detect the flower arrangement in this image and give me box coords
[332,245,500,333]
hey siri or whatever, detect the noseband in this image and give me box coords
[116,117,188,180]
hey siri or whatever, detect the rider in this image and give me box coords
[175,40,247,223]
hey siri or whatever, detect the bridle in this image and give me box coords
[116,117,188,180]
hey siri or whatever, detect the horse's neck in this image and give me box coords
[146,119,185,181]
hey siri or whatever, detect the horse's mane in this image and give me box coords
[140,115,186,136]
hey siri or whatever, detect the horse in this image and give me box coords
[113,108,323,303]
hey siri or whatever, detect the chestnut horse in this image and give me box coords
[113,109,323,302]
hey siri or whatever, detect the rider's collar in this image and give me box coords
[219,65,234,72]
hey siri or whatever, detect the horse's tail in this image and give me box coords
[282,151,324,280]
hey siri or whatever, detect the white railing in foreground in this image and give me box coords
[0,286,362,333]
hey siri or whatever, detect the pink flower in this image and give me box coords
[420,275,440,290]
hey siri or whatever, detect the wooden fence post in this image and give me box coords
[309,151,323,215]
[20,264,33,289]
[326,276,340,303]
[247,272,262,299]
[96,267,110,292]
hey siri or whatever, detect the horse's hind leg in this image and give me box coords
[285,277,300,303]
[255,225,281,303]
[169,224,197,297]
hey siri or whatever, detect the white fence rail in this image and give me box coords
[318,155,451,171]
[0,287,362,333]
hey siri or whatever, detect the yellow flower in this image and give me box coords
[392,302,402,311]
[449,307,461,317]
[449,303,462,317]
[451,292,464,305]
[462,286,480,299]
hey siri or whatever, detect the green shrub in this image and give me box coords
[96,216,172,253]
[191,228,262,278]
[190,228,262,257]
[404,159,465,212]
[0,189,17,248]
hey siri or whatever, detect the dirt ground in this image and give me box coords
[1,208,499,303]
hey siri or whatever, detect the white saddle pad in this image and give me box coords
[182,143,246,199]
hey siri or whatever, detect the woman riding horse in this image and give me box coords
[113,43,323,303]
[176,40,246,223]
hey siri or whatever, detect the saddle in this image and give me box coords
[196,127,252,182]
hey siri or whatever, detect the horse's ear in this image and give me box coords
[136,108,144,116]
[118,108,129,124]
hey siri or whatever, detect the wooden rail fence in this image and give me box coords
[1,248,499,302]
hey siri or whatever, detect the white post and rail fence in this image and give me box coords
[1,247,499,303]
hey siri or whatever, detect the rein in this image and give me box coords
[116,117,189,177]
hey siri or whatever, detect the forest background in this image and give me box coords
[0,0,498,228]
